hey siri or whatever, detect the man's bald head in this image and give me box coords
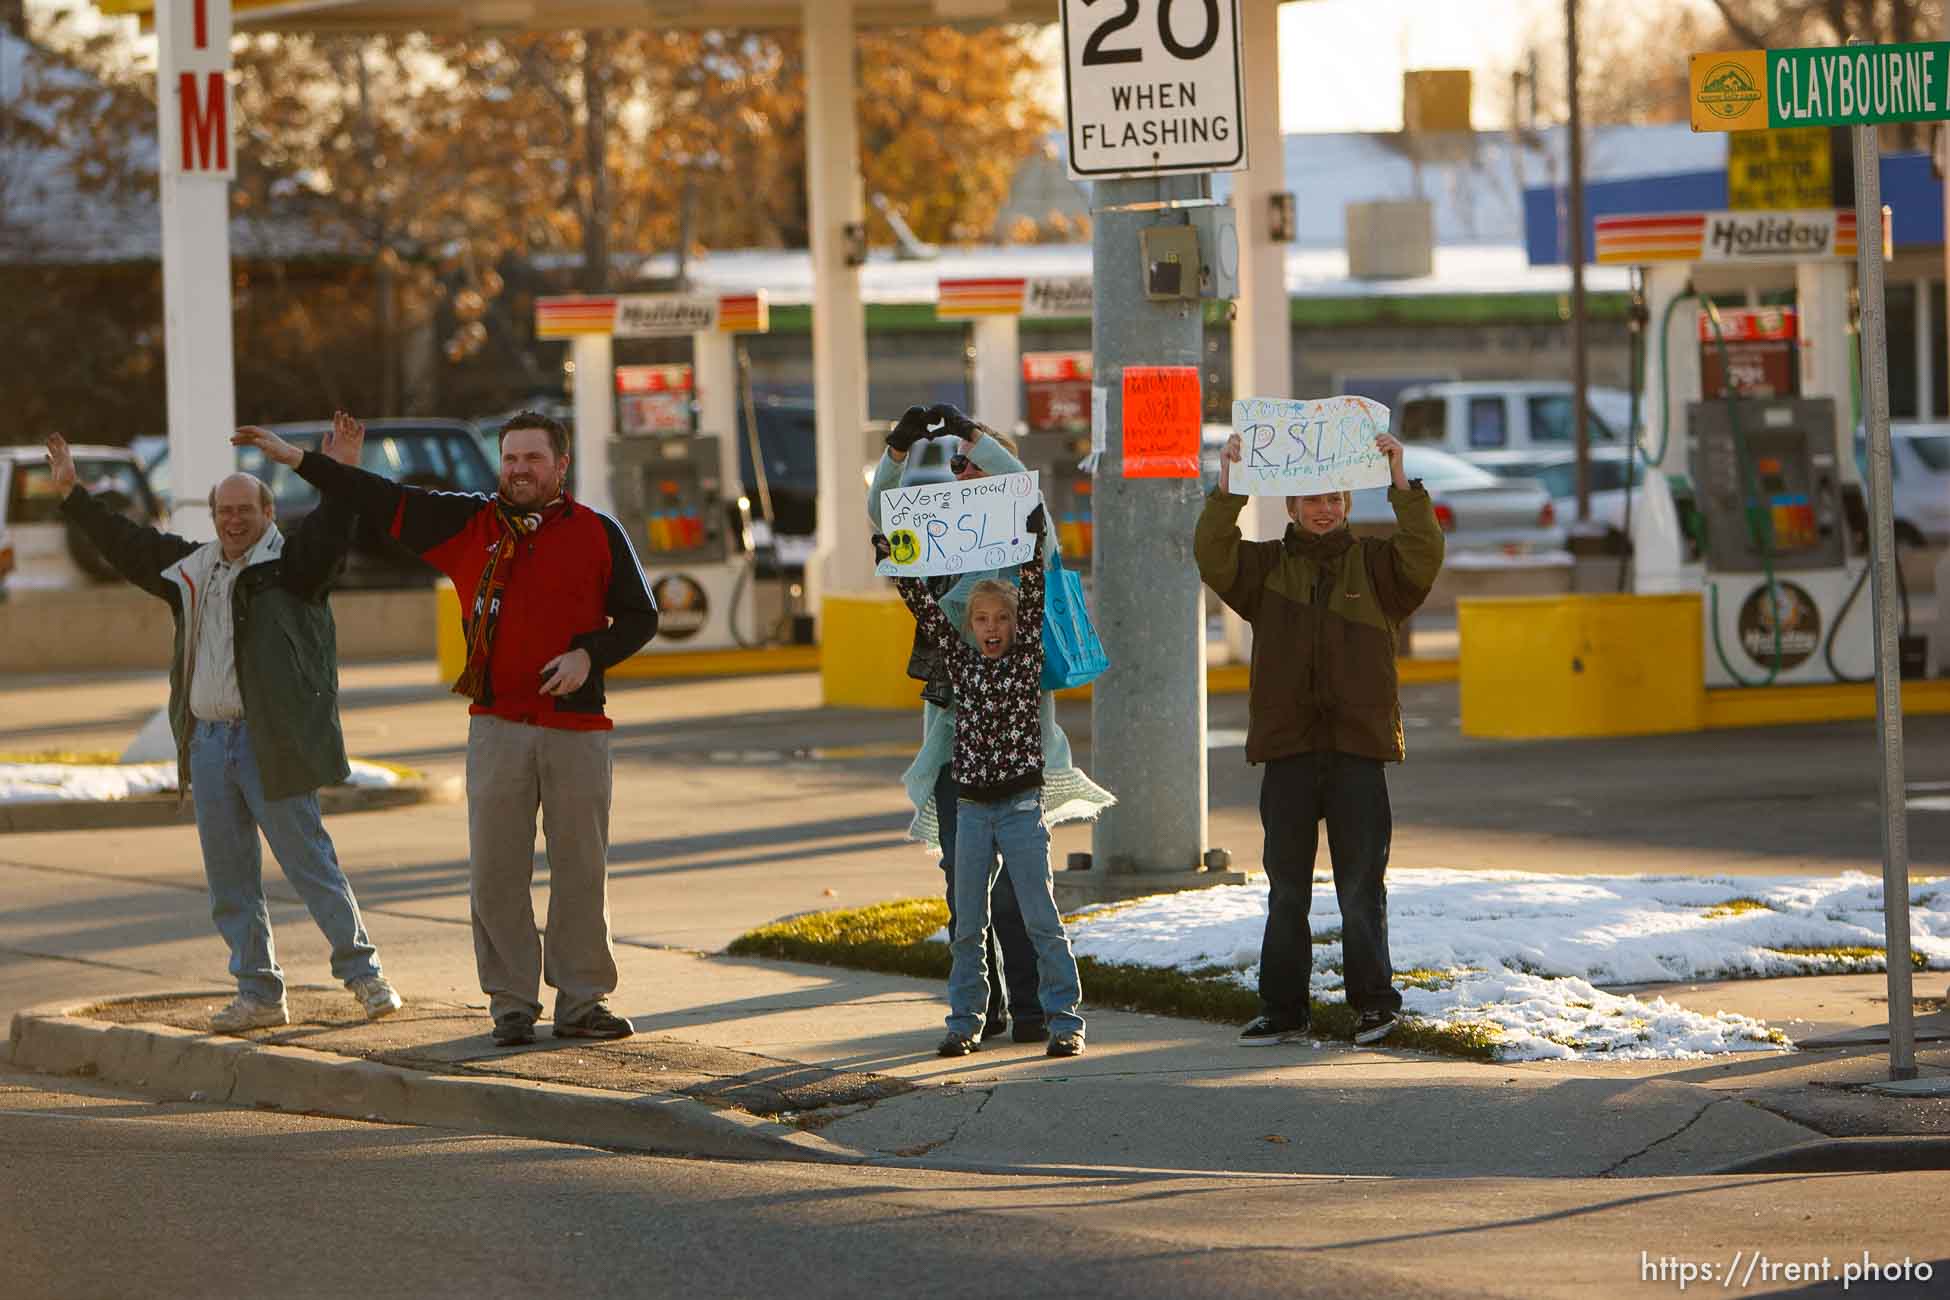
[208,473,275,561]
[207,473,273,514]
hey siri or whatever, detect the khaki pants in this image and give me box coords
[465,714,618,1023]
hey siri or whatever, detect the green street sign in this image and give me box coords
[1690,43,1950,132]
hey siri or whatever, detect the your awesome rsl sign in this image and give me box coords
[1060,0,1247,178]
[160,0,233,179]
[1692,43,1950,132]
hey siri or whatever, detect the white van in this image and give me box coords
[1395,381,1627,457]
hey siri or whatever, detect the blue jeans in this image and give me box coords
[947,791,1084,1040]
[934,766,1042,1022]
[188,720,381,1004]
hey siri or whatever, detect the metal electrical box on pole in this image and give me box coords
[1059,0,1248,902]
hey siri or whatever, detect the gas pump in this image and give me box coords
[1617,208,1880,686]
[609,431,756,650]
[535,290,772,653]
[1019,350,1097,567]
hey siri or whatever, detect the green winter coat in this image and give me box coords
[60,487,356,801]
[1196,485,1445,764]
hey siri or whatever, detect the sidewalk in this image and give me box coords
[12,949,1950,1180]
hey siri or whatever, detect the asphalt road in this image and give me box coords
[4,668,1950,1298]
[3,1071,1945,1300]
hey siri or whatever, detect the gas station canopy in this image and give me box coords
[96,0,1061,33]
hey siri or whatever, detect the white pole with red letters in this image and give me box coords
[156,0,236,542]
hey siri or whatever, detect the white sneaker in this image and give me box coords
[210,995,288,1033]
[348,975,404,1020]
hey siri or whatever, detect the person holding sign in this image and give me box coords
[1195,427,1443,1048]
[869,404,1113,1045]
[877,505,1088,1060]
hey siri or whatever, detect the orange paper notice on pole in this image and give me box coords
[1121,365,1202,478]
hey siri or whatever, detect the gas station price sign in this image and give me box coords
[1691,43,1950,131]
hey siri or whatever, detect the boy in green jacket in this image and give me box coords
[1195,431,1443,1047]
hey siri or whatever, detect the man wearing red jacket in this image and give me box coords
[235,411,658,1046]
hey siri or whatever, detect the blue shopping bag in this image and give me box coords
[1041,549,1109,691]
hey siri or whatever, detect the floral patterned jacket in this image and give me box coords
[896,553,1046,804]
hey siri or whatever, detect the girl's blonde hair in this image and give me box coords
[961,578,1020,631]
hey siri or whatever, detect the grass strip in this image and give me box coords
[0,751,126,765]
[1767,944,1930,970]
[728,898,1497,1061]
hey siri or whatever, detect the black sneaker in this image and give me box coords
[491,1012,536,1046]
[1237,1015,1310,1046]
[981,1015,1009,1042]
[1046,1033,1084,1058]
[554,1004,634,1040]
[1011,1017,1050,1044]
[1353,1010,1399,1045]
[937,1031,980,1057]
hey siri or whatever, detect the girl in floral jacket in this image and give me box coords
[883,505,1087,1060]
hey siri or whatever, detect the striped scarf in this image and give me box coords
[452,500,557,701]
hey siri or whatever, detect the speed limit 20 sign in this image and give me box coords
[1061,0,1247,178]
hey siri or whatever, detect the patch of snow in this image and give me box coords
[1445,549,1575,570]
[1052,870,1948,1061]
[0,759,404,804]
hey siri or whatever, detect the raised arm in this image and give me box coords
[1366,434,1444,624]
[879,529,967,661]
[276,416,367,598]
[865,452,905,532]
[48,435,195,601]
[572,513,661,668]
[1014,506,1047,651]
[868,406,934,530]
[236,415,482,557]
[927,404,1027,477]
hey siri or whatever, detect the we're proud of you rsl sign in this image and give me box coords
[1692,43,1950,131]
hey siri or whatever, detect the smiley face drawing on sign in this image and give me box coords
[888,529,920,566]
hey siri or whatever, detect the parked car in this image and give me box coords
[1396,380,1623,455]
[0,443,163,594]
[1586,385,1641,441]
[147,419,498,587]
[738,396,819,574]
[1855,422,1950,548]
[1195,429,1561,554]
[1350,445,1564,554]
[1466,447,1645,533]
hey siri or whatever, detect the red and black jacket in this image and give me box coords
[296,451,658,730]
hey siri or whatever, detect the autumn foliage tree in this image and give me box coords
[16,13,1055,437]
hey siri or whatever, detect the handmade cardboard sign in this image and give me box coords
[1229,395,1393,495]
[877,470,1042,578]
[1122,366,1201,478]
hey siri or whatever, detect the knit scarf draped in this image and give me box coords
[452,500,557,701]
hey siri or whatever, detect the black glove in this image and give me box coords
[1025,504,1046,535]
[924,403,980,442]
[886,406,932,455]
[871,533,893,563]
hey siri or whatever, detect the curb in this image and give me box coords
[0,776,459,834]
[0,1000,1392,1183]
[6,998,866,1166]
[1707,1136,1950,1175]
